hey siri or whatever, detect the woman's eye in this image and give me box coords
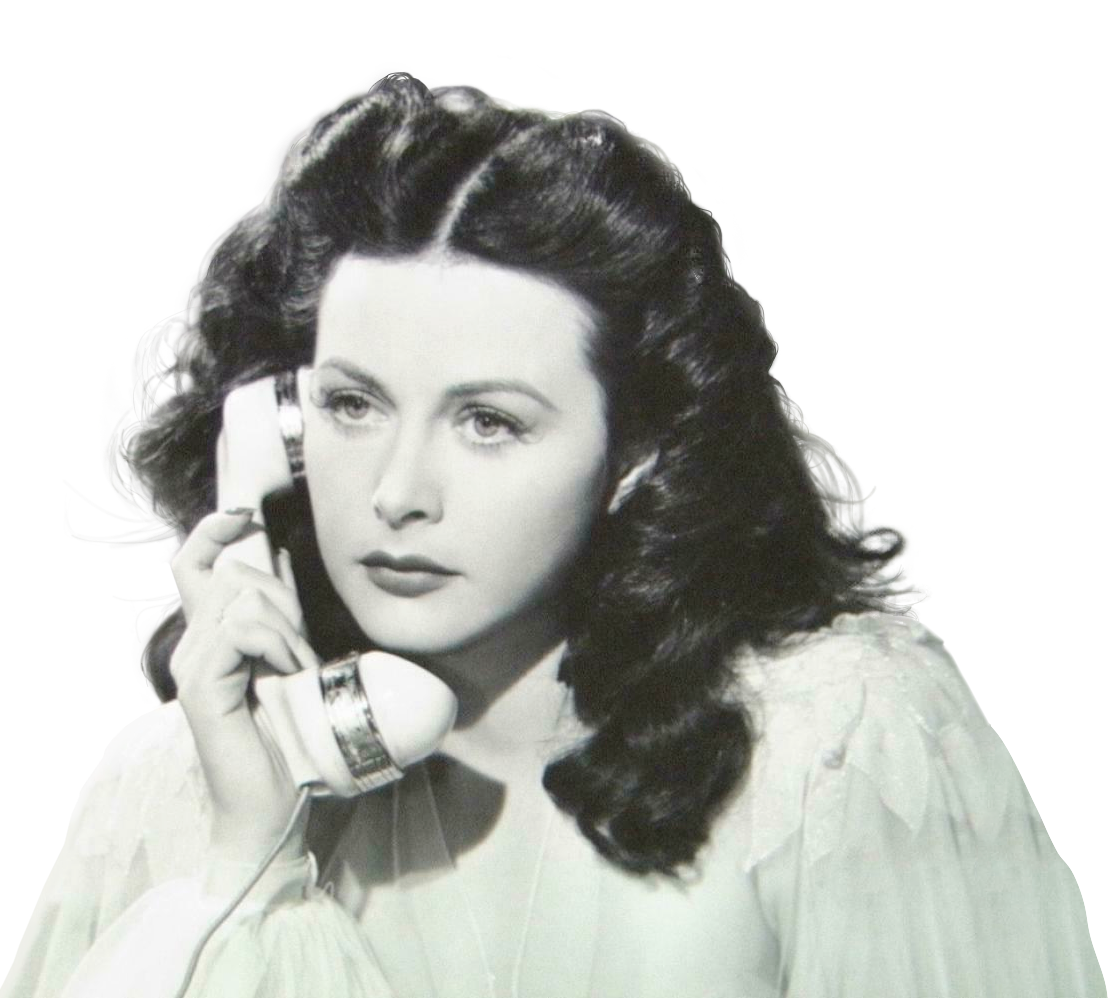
[308,384,382,424]
[323,388,375,420]
[459,407,525,447]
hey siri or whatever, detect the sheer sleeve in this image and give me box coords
[1,703,392,998]
[736,614,1107,998]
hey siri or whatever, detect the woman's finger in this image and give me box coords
[276,546,297,595]
[175,622,298,722]
[172,603,318,716]
[224,622,300,676]
[275,547,309,641]
[216,588,308,673]
[171,509,260,606]
[206,560,305,634]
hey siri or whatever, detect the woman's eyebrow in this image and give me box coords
[315,360,557,412]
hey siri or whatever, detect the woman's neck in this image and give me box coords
[443,646,569,780]
[418,609,575,780]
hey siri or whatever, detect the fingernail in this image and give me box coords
[224,507,255,517]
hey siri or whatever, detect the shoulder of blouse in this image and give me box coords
[724,611,1028,874]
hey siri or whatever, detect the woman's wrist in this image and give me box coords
[210,826,308,867]
[202,846,317,909]
[210,794,310,868]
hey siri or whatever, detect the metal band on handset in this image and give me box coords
[319,652,405,792]
[274,369,306,482]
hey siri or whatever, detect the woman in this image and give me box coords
[2,73,1106,997]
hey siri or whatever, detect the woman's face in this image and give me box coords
[302,253,610,661]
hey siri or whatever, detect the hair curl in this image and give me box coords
[127,73,904,876]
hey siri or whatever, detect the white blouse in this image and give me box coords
[1,612,1107,997]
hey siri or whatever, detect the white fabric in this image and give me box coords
[1,613,1107,997]
[733,614,1105,995]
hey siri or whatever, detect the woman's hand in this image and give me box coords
[170,509,319,865]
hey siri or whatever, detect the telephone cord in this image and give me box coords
[172,785,313,998]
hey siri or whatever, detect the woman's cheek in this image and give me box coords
[488,455,605,559]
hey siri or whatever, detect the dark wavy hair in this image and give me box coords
[127,73,903,876]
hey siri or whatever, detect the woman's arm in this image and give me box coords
[1,703,392,998]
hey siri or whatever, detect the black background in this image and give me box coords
[37,52,1081,952]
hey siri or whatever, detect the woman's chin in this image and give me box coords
[354,614,497,665]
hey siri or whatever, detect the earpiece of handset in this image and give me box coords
[215,373,304,576]
[216,371,458,798]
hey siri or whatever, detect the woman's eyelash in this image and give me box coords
[310,386,527,449]
[459,406,527,446]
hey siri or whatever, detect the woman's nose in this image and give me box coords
[370,429,443,529]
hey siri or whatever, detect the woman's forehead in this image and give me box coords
[318,253,598,330]
[314,253,603,392]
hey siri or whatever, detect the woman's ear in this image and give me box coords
[607,450,658,514]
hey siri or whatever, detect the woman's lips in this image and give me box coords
[363,565,454,597]
[360,551,453,572]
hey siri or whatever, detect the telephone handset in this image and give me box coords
[168,371,456,998]
[214,369,458,799]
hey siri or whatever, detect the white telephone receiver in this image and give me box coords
[214,369,457,799]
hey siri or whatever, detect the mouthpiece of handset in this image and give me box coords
[344,651,459,771]
[253,650,458,798]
